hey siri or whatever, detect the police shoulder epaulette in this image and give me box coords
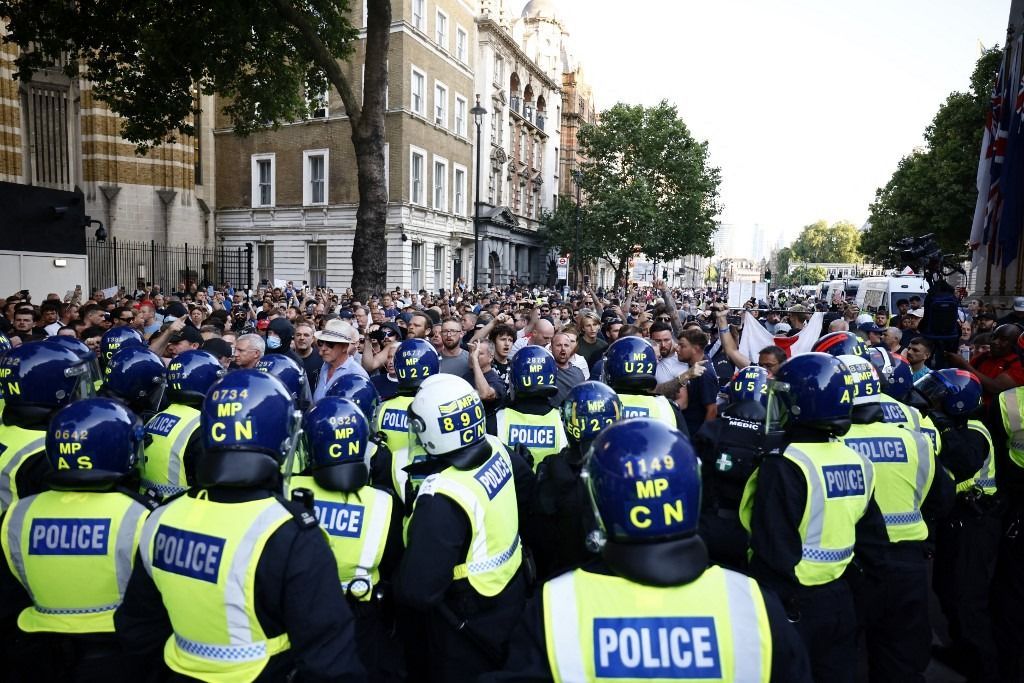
[116,485,164,511]
[275,494,319,529]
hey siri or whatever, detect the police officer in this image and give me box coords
[694,365,773,569]
[0,342,94,512]
[114,370,366,681]
[869,348,944,459]
[99,326,143,370]
[739,352,886,683]
[603,336,688,435]
[485,419,812,683]
[531,381,621,578]
[491,346,566,469]
[288,397,404,681]
[0,398,157,681]
[255,353,313,412]
[395,374,534,683]
[101,346,167,421]
[371,338,439,510]
[914,369,1001,681]
[836,354,951,683]
[811,330,870,358]
[141,350,223,498]
[0,330,11,423]
[995,380,1024,681]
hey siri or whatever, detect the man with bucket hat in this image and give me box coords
[312,319,369,402]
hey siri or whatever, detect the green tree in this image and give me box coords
[538,197,603,286]
[1,0,391,299]
[786,265,828,286]
[772,246,793,280]
[545,101,721,285]
[790,220,862,263]
[864,47,1002,266]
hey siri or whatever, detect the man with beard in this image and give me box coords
[438,318,472,381]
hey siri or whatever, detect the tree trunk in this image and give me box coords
[614,252,629,288]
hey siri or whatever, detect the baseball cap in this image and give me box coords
[168,325,203,345]
[907,308,925,318]
[1014,296,1024,312]
[858,321,884,335]
[787,304,808,314]
[164,301,188,320]
[201,337,233,360]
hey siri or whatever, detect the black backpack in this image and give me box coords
[919,280,960,342]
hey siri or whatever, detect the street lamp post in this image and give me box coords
[471,95,488,291]
[570,169,582,289]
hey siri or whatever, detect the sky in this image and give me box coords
[517,0,1012,253]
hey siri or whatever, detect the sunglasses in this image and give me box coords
[119,316,134,322]
[656,316,671,322]
[317,340,339,348]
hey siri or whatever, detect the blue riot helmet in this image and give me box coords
[99,326,143,367]
[767,352,853,436]
[884,354,914,401]
[303,397,371,493]
[510,346,558,399]
[325,373,380,420]
[255,354,312,410]
[811,331,868,358]
[727,366,770,407]
[199,370,300,487]
[0,342,94,411]
[101,346,166,415]
[837,354,882,405]
[603,337,658,392]
[913,369,982,418]
[394,338,439,393]
[583,419,705,572]
[166,350,225,405]
[561,381,622,450]
[45,398,144,491]
[44,335,103,387]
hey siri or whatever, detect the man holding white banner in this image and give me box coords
[713,307,824,376]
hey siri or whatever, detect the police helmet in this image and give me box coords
[883,354,914,401]
[0,331,11,353]
[166,350,225,404]
[303,397,371,492]
[561,381,621,448]
[102,346,166,413]
[45,335,104,390]
[584,419,702,547]
[100,327,143,366]
[811,331,868,358]
[767,352,853,436]
[255,354,312,409]
[603,337,658,392]
[45,398,143,491]
[198,370,299,487]
[837,354,882,405]
[913,369,982,418]
[0,342,94,410]
[409,374,486,457]
[325,373,381,420]
[727,366,770,407]
[510,346,558,399]
[394,338,439,392]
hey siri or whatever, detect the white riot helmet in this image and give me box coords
[837,354,882,406]
[408,374,487,457]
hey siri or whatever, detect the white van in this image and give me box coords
[855,275,929,313]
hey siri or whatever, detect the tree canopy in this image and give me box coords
[862,48,1002,267]
[785,265,828,287]
[1,0,392,298]
[789,219,862,263]
[541,100,721,284]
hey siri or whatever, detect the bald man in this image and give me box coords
[509,317,556,358]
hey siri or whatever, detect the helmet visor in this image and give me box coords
[765,380,793,433]
[912,372,948,410]
[66,361,98,401]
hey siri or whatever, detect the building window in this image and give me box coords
[251,153,275,208]
[308,242,327,288]
[494,55,504,84]
[434,245,445,288]
[433,156,448,211]
[302,149,329,205]
[533,140,541,170]
[411,242,423,291]
[383,142,390,201]
[306,75,328,118]
[519,186,526,214]
[456,27,467,63]
[519,131,527,163]
[490,167,501,205]
[434,81,448,127]
[454,95,467,137]
[257,243,274,285]
[412,0,424,31]
[410,146,426,205]
[453,165,467,216]
[411,66,426,116]
[25,83,73,190]
[435,10,448,49]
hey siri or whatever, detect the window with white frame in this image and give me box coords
[435,10,448,49]
[494,55,504,84]
[257,243,274,284]
[434,81,448,127]
[519,131,527,163]
[433,245,445,288]
[302,149,329,205]
[411,66,426,116]
[411,242,423,291]
[306,75,328,118]
[533,140,541,169]
[433,156,448,211]
[410,146,426,205]
[454,95,467,137]
[251,154,275,207]
[412,0,425,31]
[453,165,467,216]
[308,242,327,288]
[456,27,467,63]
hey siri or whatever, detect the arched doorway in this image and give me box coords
[488,251,501,287]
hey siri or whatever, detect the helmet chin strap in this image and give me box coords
[280,409,304,488]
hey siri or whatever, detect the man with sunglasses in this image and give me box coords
[312,319,369,402]
[293,321,322,388]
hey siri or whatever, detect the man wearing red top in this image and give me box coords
[946,324,1024,404]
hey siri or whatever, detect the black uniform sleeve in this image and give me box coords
[762,587,813,683]
[377,490,405,582]
[13,451,49,501]
[114,551,173,657]
[478,594,553,682]
[937,424,989,483]
[394,493,471,611]
[182,430,202,487]
[852,496,889,575]
[510,443,538,518]
[921,461,955,522]
[669,403,691,438]
[746,457,806,598]
[369,437,396,496]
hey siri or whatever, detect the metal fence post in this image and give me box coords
[246,243,253,292]
[112,236,118,290]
